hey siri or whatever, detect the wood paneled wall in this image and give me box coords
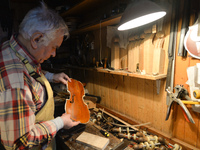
[84,66,200,149]
[82,1,200,149]
[173,11,200,149]
[85,71,173,134]
[66,0,200,149]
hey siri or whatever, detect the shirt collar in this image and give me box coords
[10,34,41,70]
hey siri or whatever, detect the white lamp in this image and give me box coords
[118,0,166,31]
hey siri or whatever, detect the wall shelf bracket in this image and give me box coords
[156,79,161,95]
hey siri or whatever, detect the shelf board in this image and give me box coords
[64,66,167,80]
[61,0,110,17]
[71,14,122,34]
[95,68,166,80]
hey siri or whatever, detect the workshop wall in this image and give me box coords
[82,0,200,149]
[6,0,200,149]
[173,12,200,149]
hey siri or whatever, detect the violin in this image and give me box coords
[65,78,90,123]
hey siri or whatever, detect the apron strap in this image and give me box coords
[9,41,44,84]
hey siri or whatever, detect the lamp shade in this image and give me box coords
[118,0,166,31]
[184,24,200,59]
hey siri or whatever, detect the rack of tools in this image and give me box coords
[90,108,182,150]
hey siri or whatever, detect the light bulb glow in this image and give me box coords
[118,11,166,31]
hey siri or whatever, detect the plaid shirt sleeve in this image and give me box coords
[0,74,57,149]
[0,38,59,150]
[0,78,58,150]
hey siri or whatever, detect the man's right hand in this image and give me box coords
[61,113,80,129]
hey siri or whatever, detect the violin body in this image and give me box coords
[65,79,90,123]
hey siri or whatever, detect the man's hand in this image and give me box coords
[53,72,71,84]
[61,113,80,129]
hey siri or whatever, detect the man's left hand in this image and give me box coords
[53,72,71,84]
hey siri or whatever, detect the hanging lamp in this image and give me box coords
[118,0,166,31]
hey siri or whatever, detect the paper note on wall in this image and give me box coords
[186,63,200,113]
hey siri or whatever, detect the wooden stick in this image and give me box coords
[99,108,139,131]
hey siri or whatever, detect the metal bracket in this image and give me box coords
[156,79,161,95]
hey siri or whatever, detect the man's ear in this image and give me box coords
[30,32,43,49]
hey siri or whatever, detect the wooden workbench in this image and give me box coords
[56,121,122,150]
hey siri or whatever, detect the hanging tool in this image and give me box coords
[165,85,195,124]
[93,123,109,137]
[193,90,200,99]
[173,85,200,104]
[177,0,190,57]
[165,0,179,106]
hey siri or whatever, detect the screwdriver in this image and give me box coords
[93,124,109,137]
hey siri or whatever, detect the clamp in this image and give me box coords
[165,85,195,124]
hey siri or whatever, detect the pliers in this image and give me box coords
[165,85,195,124]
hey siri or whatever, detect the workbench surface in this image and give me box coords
[57,121,122,150]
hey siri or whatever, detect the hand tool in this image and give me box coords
[118,132,142,141]
[193,90,200,99]
[165,0,179,106]
[158,137,182,149]
[173,85,200,103]
[133,142,182,150]
[93,123,109,137]
[165,85,195,124]
[133,142,161,150]
[133,137,182,150]
[118,132,156,143]
[181,101,200,105]
[103,58,107,68]
[177,0,190,57]
[110,127,137,133]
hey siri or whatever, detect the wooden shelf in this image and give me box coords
[65,66,167,80]
[60,0,109,17]
[70,14,122,34]
[60,0,125,35]
[96,68,166,80]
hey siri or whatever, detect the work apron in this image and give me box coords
[9,42,56,150]
[32,73,56,150]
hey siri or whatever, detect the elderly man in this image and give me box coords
[0,2,80,150]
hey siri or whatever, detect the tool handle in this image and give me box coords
[165,60,173,90]
[180,107,190,123]
[158,137,169,145]
[93,123,109,137]
[100,130,109,137]
[165,102,173,121]
[193,90,200,99]
[133,143,144,150]
[178,0,190,57]
[136,132,144,137]
[178,103,195,123]
[111,127,121,132]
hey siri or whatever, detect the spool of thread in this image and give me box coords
[193,90,200,99]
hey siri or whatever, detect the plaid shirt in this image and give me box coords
[0,35,58,150]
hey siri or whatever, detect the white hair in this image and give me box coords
[19,2,69,46]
